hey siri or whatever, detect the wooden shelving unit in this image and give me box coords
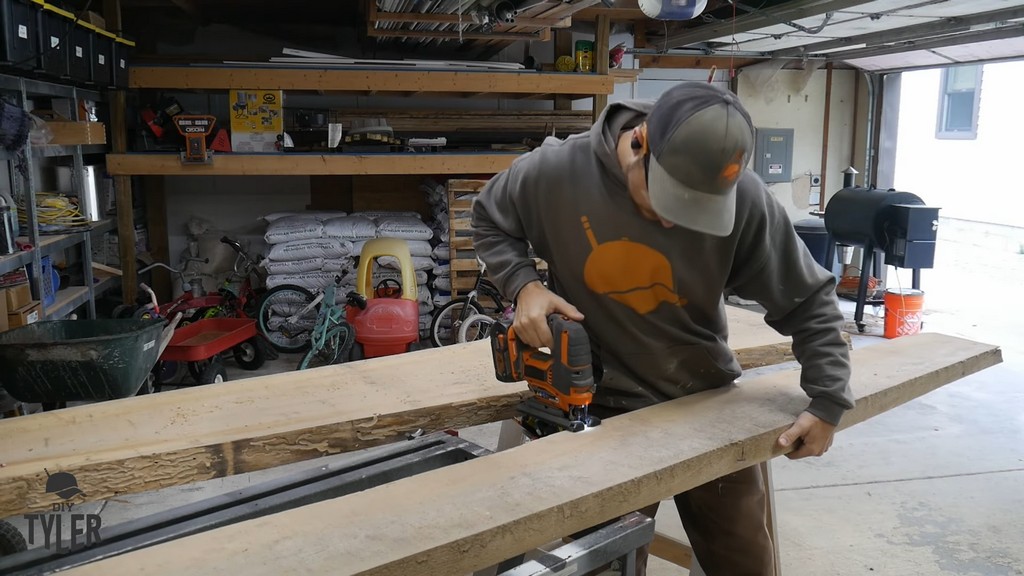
[109,16,622,301]
[106,153,521,176]
[128,64,617,100]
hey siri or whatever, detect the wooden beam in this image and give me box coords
[637,55,764,70]
[104,153,522,176]
[373,11,571,28]
[64,333,1002,575]
[575,0,645,21]
[102,0,122,33]
[366,27,546,42]
[593,13,611,124]
[0,307,811,518]
[128,66,616,96]
[650,532,693,568]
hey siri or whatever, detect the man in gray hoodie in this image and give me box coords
[471,81,854,575]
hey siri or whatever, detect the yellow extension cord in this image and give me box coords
[18,193,90,230]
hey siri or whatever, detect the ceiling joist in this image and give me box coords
[776,4,1024,58]
[661,0,871,49]
[826,23,1024,61]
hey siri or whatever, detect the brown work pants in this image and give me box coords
[578,464,775,576]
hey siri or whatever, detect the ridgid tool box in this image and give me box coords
[36,2,71,78]
[66,11,92,82]
[0,0,43,70]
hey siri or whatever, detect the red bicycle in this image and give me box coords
[115,237,263,324]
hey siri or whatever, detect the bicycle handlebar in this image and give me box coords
[138,258,208,276]
[220,236,244,254]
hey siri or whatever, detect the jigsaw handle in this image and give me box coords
[490,318,522,383]
[547,314,595,396]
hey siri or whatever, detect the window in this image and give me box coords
[936,64,982,139]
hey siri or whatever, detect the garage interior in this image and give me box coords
[0,0,1021,574]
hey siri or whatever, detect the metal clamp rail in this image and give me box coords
[0,432,490,575]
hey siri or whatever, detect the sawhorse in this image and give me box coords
[495,421,783,575]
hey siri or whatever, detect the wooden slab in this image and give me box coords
[0,307,800,518]
[64,333,1001,576]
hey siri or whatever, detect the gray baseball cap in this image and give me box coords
[645,82,755,237]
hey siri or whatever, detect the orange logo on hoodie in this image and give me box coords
[581,216,686,315]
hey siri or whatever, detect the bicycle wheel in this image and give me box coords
[298,324,355,370]
[429,298,482,348]
[457,313,496,344]
[257,284,318,352]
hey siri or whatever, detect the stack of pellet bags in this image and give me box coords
[259,202,452,342]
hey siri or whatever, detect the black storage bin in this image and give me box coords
[37,3,70,78]
[92,28,114,88]
[0,0,41,70]
[67,20,92,82]
[793,217,831,270]
[112,36,132,87]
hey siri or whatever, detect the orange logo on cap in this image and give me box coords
[718,150,745,187]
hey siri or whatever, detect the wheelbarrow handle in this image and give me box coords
[139,282,159,314]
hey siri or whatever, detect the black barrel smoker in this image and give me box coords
[823,171,941,332]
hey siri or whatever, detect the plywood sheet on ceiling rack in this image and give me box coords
[62,333,1002,576]
[0,306,814,519]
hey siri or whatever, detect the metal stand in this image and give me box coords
[496,512,655,576]
[827,237,924,333]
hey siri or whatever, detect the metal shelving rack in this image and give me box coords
[0,72,117,320]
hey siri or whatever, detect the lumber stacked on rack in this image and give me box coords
[64,333,1002,576]
[446,178,549,296]
[0,306,811,519]
[328,110,593,137]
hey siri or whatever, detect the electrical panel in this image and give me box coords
[753,128,794,183]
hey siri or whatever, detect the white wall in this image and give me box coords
[893,60,1024,228]
[164,176,310,291]
[736,67,858,224]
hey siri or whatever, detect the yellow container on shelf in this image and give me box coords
[575,40,593,73]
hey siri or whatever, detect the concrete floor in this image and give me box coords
[3,220,1023,575]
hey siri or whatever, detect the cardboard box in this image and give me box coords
[32,109,107,145]
[0,293,8,333]
[83,11,106,29]
[8,301,40,329]
[228,90,283,153]
[5,283,32,311]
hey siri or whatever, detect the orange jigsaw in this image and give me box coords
[490,313,601,436]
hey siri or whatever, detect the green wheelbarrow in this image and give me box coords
[0,318,175,408]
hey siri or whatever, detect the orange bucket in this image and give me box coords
[884,288,924,339]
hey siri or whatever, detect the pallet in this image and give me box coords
[445,178,546,297]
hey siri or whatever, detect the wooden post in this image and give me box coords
[819,62,833,212]
[592,13,610,124]
[142,176,170,302]
[554,28,573,112]
[104,0,135,304]
[110,90,136,305]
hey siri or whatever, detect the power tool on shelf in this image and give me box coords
[172,114,217,163]
[490,313,602,438]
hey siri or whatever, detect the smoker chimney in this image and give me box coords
[842,166,859,189]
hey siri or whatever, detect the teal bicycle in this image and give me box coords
[257,275,356,370]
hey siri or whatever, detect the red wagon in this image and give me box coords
[157,317,266,387]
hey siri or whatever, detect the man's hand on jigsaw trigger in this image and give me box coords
[514,280,584,348]
[777,411,836,460]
